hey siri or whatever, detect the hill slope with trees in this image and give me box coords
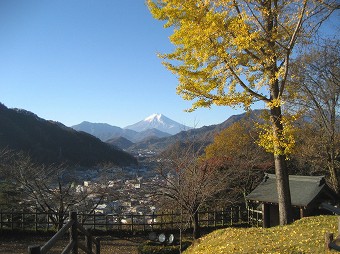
[0,103,137,166]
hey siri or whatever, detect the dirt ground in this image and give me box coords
[0,235,144,254]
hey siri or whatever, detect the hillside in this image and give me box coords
[106,136,134,150]
[0,103,137,167]
[184,215,338,253]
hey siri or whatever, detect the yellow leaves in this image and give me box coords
[204,120,255,160]
[266,98,283,109]
[147,0,313,108]
[184,216,338,254]
[148,0,290,111]
[256,113,297,156]
[227,16,260,52]
[147,0,317,161]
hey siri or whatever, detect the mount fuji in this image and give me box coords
[71,114,191,143]
[125,113,191,135]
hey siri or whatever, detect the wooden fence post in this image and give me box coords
[151,212,155,231]
[93,213,95,230]
[28,245,41,254]
[238,206,241,223]
[206,211,209,227]
[221,208,225,226]
[230,207,233,226]
[247,207,250,225]
[95,237,101,254]
[86,229,92,253]
[46,213,49,231]
[70,211,78,254]
[11,209,14,230]
[35,209,38,232]
[105,215,108,231]
[325,232,333,250]
[21,209,25,230]
[171,210,174,230]
[0,209,2,230]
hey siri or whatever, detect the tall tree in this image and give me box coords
[288,40,340,194]
[147,0,337,225]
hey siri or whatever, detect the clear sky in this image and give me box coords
[0,1,338,128]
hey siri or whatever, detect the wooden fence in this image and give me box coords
[28,211,100,254]
[247,206,263,227]
[0,206,247,233]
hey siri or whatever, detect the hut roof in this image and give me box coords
[246,173,334,207]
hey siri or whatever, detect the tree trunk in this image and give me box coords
[274,154,292,225]
[264,0,292,225]
[270,107,293,225]
[58,211,64,231]
[328,161,340,196]
[192,209,200,239]
[327,107,340,196]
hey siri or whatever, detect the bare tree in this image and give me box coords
[154,141,229,239]
[288,40,340,194]
[0,149,110,230]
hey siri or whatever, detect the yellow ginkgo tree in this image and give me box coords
[147,0,338,225]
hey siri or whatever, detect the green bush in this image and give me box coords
[138,240,192,254]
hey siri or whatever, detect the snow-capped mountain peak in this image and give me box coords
[125,113,191,135]
[145,113,163,123]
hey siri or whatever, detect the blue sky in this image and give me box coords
[0,1,338,128]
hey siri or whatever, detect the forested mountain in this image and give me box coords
[106,136,134,150]
[0,103,137,166]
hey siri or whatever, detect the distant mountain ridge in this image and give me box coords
[72,121,172,143]
[0,103,137,166]
[72,121,138,142]
[127,110,266,153]
[72,114,189,143]
[71,111,265,153]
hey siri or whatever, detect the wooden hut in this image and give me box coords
[246,173,338,227]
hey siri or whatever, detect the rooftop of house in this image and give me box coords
[246,173,336,208]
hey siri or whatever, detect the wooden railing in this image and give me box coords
[247,206,263,227]
[0,206,247,233]
[28,212,100,254]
